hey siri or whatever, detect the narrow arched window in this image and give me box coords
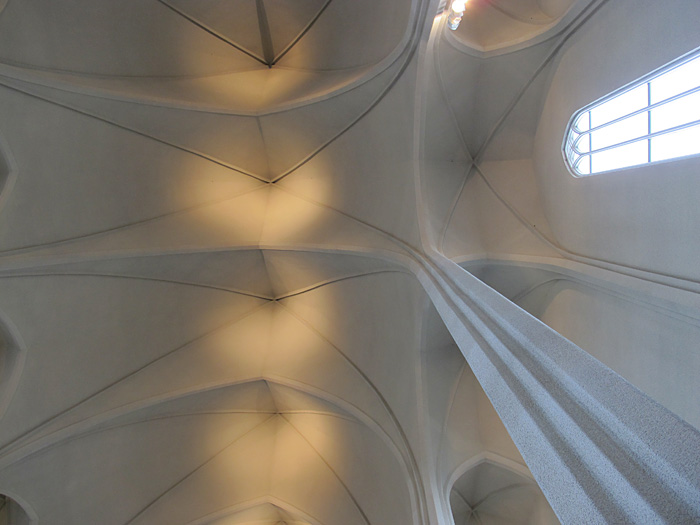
[564,48,700,176]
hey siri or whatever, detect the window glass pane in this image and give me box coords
[651,90,700,132]
[565,48,700,176]
[575,156,590,175]
[590,112,647,151]
[590,84,647,128]
[573,112,590,132]
[650,55,700,103]
[574,134,590,154]
[651,123,700,162]
[591,140,648,174]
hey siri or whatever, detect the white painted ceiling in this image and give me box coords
[0,0,698,523]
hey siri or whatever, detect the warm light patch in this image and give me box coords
[260,185,330,249]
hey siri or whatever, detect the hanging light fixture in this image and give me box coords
[447,0,467,30]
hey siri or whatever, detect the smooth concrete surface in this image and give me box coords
[0,0,698,524]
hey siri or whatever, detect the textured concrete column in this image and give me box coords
[414,251,700,524]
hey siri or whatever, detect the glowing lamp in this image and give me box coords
[448,0,467,30]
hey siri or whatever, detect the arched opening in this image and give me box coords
[449,460,558,524]
[0,495,31,525]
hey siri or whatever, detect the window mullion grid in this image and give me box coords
[588,111,592,174]
[571,131,589,155]
[585,84,700,135]
[565,48,700,176]
[574,117,700,160]
[573,153,589,172]
[647,81,652,163]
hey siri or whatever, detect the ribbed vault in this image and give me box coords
[1,0,698,523]
[447,0,586,55]
[450,461,546,525]
[0,1,619,522]
[0,270,424,524]
[0,2,431,522]
[0,0,416,113]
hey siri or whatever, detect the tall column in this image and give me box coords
[414,251,700,524]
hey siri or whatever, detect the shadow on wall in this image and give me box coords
[0,314,23,423]
[0,132,15,220]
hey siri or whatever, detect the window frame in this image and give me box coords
[562,46,700,177]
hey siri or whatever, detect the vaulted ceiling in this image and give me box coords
[0,1,467,523]
[0,0,698,524]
